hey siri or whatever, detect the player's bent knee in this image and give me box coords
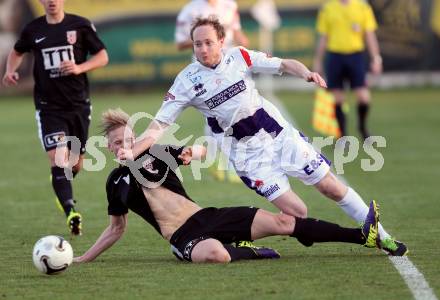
[275,214,295,234]
[205,247,231,263]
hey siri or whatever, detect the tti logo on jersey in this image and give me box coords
[41,45,75,70]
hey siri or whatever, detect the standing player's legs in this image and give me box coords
[36,109,85,235]
[348,52,370,140]
[36,110,75,215]
[354,87,371,140]
[47,147,76,215]
[332,88,346,137]
[325,52,347,136]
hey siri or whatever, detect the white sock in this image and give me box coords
[338,187,390,240]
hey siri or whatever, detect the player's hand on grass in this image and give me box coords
[178,147,193,165]
[2,72,19,86]
[304,71,327,88]
[60,60,83,76]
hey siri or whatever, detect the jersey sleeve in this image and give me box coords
[239,47,282,74]
[363,4,378,32]
[82,19,106,55]
[14,26,32,53]
[106,171,129,216]
[155,77,191,124]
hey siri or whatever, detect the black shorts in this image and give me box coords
[170,207,259,262]
[35,105,91,154]
[325,51,367,89]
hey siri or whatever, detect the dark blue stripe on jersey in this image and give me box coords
[240,176,264,197]
[299,131,309,142]
[207,117,224,134]
[231,108,283,140]
[204,80,246,109]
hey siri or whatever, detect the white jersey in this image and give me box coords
[175,0,241,49]
[156,47,288,145]
[156,47,331,201]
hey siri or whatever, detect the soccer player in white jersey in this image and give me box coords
[119,17,407,256]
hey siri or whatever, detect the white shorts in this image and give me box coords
[231,127,331,201]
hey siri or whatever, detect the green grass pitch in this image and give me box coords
[0,88,439,299]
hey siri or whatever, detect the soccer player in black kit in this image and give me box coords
[73,108,380,264]
[2,0,108,235]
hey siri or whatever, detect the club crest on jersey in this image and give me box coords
[142,157,159,174]
[66,31,77,44]
[194,83,207,97]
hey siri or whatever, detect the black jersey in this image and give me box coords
[14,14,106,110]
[105,145,193,235]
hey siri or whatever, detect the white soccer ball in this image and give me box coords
[32,235,73,275]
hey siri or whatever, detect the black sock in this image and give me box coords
[291,217,365,245]
[335,104,346,136]
[357,103,370,138]
[51,166,75,216]
[223,244,259,261]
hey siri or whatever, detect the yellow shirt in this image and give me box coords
[317,0,378,53]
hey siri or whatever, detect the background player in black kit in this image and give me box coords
[73,108,380,264]
[2,0,108,235]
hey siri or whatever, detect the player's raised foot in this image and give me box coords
[67,209,82,236]
[236,241,281,259]
[361,200,380,248]
[380,238,408,256]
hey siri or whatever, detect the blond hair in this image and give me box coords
[100,108,131,136]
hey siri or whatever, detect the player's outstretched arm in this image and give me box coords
[2,49,24,86]
[280,59,327,88]
[73,214,127,263]
[60,48,109,76]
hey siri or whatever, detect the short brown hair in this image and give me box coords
[100,108,131,136]
[190,16,225,41]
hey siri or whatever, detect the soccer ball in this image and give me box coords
[32,235,73,275]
